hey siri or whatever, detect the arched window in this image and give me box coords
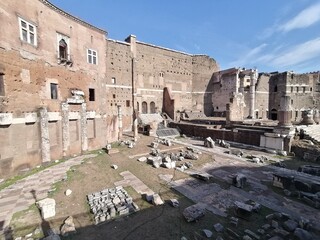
[137,102,139,112]
[59,39,68,59]
[142,101,148,114]
[274,85,278,92]
[271,108,277,120]
[150,101,156,113]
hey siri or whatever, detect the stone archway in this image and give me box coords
[271,108,277,120]
[142,101,148,114]
[150,101,156,113]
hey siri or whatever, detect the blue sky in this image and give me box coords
[50,0,320,73]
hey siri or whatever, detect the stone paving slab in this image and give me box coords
[0,154,97,235]
[115,171,155,196]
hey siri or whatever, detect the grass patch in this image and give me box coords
[10,204,44,239]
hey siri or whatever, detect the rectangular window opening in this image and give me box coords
[89,88,95,101]
[87,49,98,65]
[126,100,130,107]
[50,83,58,99]
[19,17,37,46]
[111,77,116,84]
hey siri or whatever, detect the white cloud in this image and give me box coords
[229,43,268,67]
[271,37,320,67]
[278,2,320,32]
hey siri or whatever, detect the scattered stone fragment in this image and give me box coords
[36,198,56,219]
[272,228,289,237]
[244,229,260,239]
[243,236,252,240]
[213,223,224,232]
[252,203,261,212]
[261,224,270,230]
[233,174,247,188]
[181,237,188,240]
[170,199,179,208]
[271,220,279,229]
[137,156,147,162]
[267,236,283,240]
[65,189,72,196]
[283,219,298,232]
[203,229,213,238]
[257,229,265,235]
[234,201,252,219]
[216,236,224,240]
[293,228,313,240]
[226,228,240,239]
[110,164,118,170]
[152,193,164,206]
[204,137,215,148]
[182,203,206,222]
[230,217,238,227]
[60,216,76,237]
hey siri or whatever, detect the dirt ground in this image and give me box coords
[9,134,320,240]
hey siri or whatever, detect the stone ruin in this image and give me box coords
[87,186,139,225]
[273,172,320,209]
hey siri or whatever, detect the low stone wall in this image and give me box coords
[171,122,264,146]
[291,140,320,162]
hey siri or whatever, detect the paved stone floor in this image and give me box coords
[170,138,320,230]
[0,154,97,236]
[114,171,154,197]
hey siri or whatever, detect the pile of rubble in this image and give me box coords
[203,137,231,149]
[138,141,201,171]
[119,140,135,148]
[87,186,139,225]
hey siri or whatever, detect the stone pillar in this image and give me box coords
[39,107,50,162]
[61,102,69,157]
[313,109,320,124]
[248,70,256,119]
[117,105,123,140]
[239,73,245,94]
[129,36,138,141]
[278,95,292,127]
[80,103,88,152]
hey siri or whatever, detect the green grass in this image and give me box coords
[10,204,44,239]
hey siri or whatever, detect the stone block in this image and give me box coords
[37,198,56,219]
[0,113,13,125]
[24,112,37,123]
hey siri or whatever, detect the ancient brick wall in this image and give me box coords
[172,122,263,146]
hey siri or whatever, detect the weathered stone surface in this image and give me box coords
[243,235,252,240]
[283,219,298,232]
[37,198,56,219]
[152,194,164,206]
[293,228,313,240]
[170,199,179,208]
[137,156,147,162]
[234,201,252,219]
[213,223,224,232]
[60,216,76,237]
[183,203,206,222]
[203,229,213,238]
[204,137,215,148]
[244,229,260,240]
[233,174,247,188]
[65,189,72,196]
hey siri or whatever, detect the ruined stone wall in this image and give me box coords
[134,42,194,115]
[0,0,110,177]
[211,69,238,117]
[106,40,133,131]
[253,73,270,119]
[269,72,317,122]
[192,55,219,116]
[171,122,263,146]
